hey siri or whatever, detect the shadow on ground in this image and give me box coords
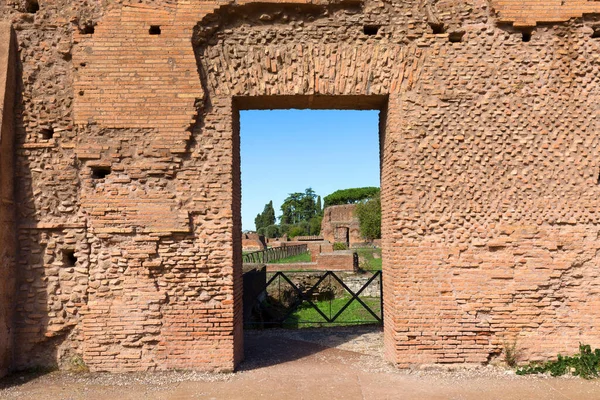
[240,324,383,371]
[0,369,55,390]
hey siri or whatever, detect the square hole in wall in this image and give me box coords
[363,25,380,36]
[80,23,95,35]
[429,22,445,34]
[63,249,77,267]
[448,31,465,43]
[91,166,111,179]
[40,127,54,140]
[149,25,161,35]
[25,0,39,14]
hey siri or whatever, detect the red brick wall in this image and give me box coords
[3,0,600,373]
[493,0,600,26]
[0,22,17,378]
[321,205,362,246]
[315,253,355,272]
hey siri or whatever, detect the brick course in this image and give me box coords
[1,0,600,373]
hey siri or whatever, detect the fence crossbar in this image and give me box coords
[329,271,382,323]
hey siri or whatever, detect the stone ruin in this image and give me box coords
[321,204,363,247]
[2,0,600,375]
[241,232,266,252]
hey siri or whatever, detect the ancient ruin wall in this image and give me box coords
[198,1,600,368]
[0,21,17,378]
[2,0,600,373]
[321,204,362,246]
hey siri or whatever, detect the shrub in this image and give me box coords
[355,195,381,241]
[309,215,322,236]
[264,224,280,238]
[333,242,348,250]
[516,343,600,379]
[504,340,520,367]
[288,225,306,238]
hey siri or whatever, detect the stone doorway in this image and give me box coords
[232,96,389,366]
[335,227,350,246]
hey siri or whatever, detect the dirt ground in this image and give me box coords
[2,326,600,400]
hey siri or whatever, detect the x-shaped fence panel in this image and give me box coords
[246,270,383,327]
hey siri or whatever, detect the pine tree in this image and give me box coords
[255,201,276,231]
[264,201,275,226]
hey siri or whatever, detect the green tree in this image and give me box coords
[263,201,276,226]
[279,223,292,237]
[300,188,318,221]
[288,222,309,238]
[316,196,322,215]
[309,215,322,236]
[280,188,318,225]
[323,187,380,208]
[255,200,276,231]
[280,192,303,224]
[264,224,280,238]
[355,195,381,241]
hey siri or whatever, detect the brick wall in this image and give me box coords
[321,204,362,246]
[2,0,600,373]
[266,250,355,272]
[0,22,17,378]
[493,0,600,26]
[315,252,356,272]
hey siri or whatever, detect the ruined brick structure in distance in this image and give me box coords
[2,0,600,374]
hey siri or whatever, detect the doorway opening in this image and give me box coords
[233,95,387,368]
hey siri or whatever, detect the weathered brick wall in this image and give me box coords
[321,204,362,246]
[266,251,355,272]
[0,21,17,378]
[189,0,600,367]
[315,252,356,272]
[493,0,600,26]
[1,0,600,373]
[242,233,266,251]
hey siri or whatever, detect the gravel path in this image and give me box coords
[2,326,600,399]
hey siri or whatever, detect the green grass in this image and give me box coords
[269,252,312,264]
[354,247,382,270]
[283,296,381,328]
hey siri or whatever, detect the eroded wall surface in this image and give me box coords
[1,0,600,372]
[0,21,17,378]
[321,205,362,246]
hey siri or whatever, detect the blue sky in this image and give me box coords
[240,109,381,231]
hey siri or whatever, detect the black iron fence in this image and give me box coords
[244,269,383,328]
[243,244,308,264]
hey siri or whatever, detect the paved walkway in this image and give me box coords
[2,327,600,399]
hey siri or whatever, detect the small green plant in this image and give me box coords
[503,339,520,367]
[68,354,89,373]
[516,343,600,379]
[333,242,348,251]
[333,242,348,250]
